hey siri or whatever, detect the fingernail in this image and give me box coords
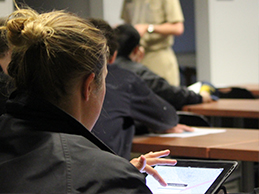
[162,182,167,187]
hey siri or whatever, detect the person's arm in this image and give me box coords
[134,22,184,37]
[200,91,213,103]
[131,63,203,110]
[130,149,177,186]
[116,57,204,110]
[130,73,179,132]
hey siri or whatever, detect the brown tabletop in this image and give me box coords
[132,128,259,193]
[132,128,259,160]
[210,141,259,162]
[182,99,259,118]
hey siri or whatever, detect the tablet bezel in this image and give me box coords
[147,159,238,194]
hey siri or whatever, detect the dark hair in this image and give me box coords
[0,18,9,59]
[1,8,108,106]
[88,18,118,59]
[115,24,140,57]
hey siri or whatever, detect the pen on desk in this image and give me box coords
[167,183,188,187]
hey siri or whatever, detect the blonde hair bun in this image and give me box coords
[6,9,53,49]
[2,6,108,104]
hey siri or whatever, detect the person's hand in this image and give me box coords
[165,124,194,133]
[200,90,213,103]
[134,24,149,37]
[130,149,177,186]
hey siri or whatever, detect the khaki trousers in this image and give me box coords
[141,47,180,86]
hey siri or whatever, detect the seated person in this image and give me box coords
[114,24,213,110]
[90,18,193,160]
[0,7,177,193]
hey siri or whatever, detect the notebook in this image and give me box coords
[146,159,238,194]
[188,81,219,101]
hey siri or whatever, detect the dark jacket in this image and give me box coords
[0,90,152,193]
[93,65,178,160]
[115,56,202,110]
[0,71,13,115]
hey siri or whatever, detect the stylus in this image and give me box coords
[167,183,188,187]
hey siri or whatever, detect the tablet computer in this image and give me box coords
[146,159,238,194]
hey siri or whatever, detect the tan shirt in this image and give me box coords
[121,0,184,51]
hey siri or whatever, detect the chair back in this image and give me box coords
[177,111,211,127]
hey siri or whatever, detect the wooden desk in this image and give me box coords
[210,140,259,191]
[182,99,259,118]
[132,128,259,193]
[132,136,209,158]
[132,128,259,160]
[210,141,259,162]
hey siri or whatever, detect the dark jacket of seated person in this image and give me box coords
[0,90,151,193]
[92,64,178,160]
[115,56,202,110]
[114,24,212,110]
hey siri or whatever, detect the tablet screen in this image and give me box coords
[146,159,238,194]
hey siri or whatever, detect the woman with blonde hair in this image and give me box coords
[0,6,176,193]
[0,17,13,115]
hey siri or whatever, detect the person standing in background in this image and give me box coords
[121,0,184,86]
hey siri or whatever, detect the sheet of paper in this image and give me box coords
[187,81,202,93]
[149,128,226,138]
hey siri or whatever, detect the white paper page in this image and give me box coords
[149,128,226,138]
[187,81,202,93]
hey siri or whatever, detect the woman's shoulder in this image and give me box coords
[62,133,151,193]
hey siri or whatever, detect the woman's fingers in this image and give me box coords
[130,150,178,187]
[145,158,177,167]
[130,155,147,172]
[144,165,167,187]
[144,149,170,158]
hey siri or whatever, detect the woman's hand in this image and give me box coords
[130,149,177,186]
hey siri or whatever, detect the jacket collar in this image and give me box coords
[6,90,115,154]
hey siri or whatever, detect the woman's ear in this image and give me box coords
[82,73,95,101]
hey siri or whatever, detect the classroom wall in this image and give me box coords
[195,0,259,86]
[103,0,124,26]
[89,0,103,19]
[0,0,13,18]
[16,0,90,18]
[173,0,196,53]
